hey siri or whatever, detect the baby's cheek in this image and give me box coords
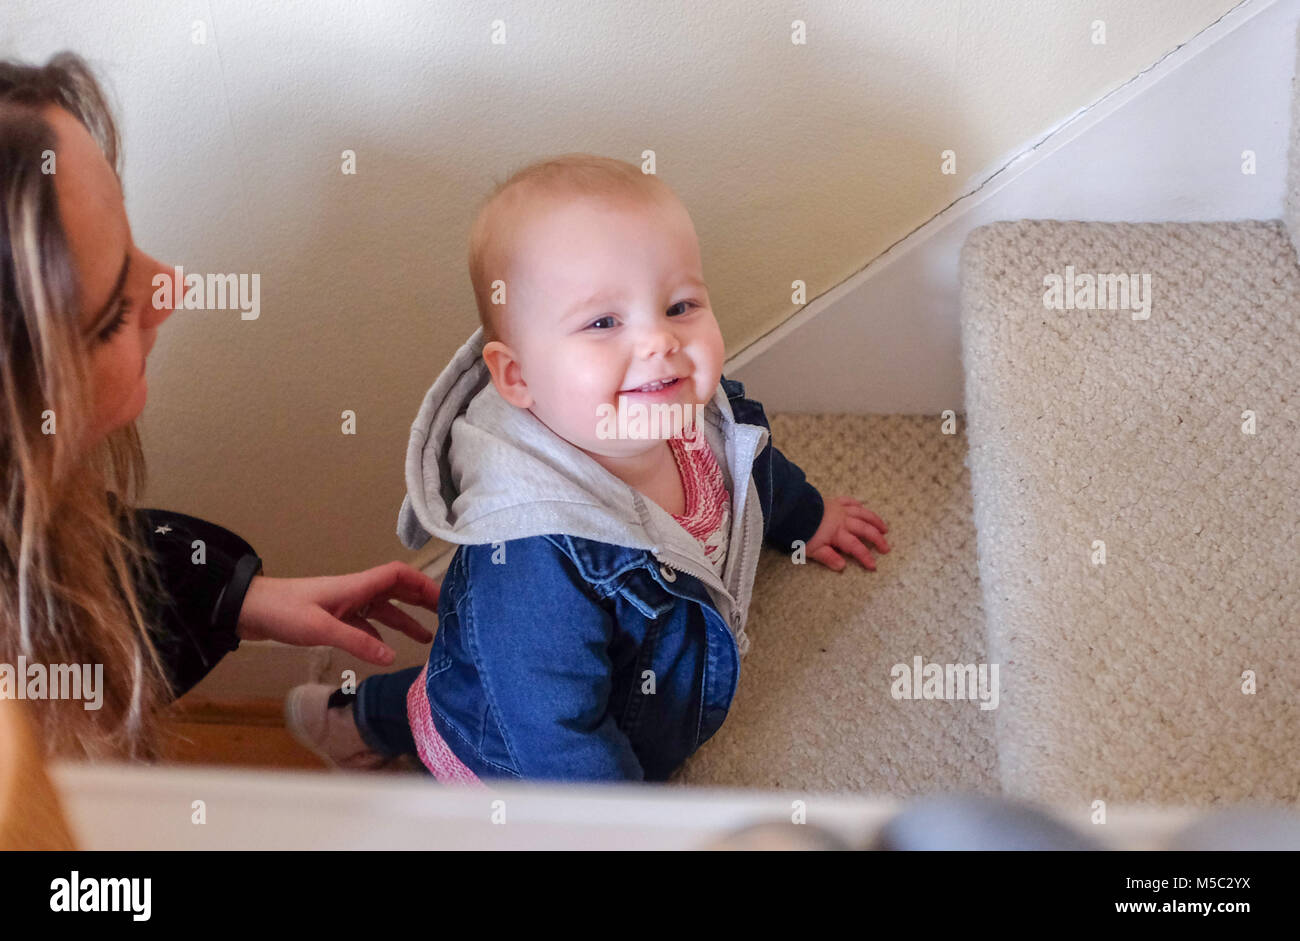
[572,365,615,405]
[567,378,609,438]
[695,327,724,369]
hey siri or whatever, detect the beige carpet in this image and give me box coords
[670,414,999,797]
[961,218,1300,808]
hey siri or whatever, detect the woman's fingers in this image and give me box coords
[312,608,395,665]
[351,560,440,612]
[364,600,434,644]
[344,616,384,644]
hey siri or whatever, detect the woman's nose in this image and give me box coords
[140,253,176,328]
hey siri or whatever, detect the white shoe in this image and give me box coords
[284,684,390,770]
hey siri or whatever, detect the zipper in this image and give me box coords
[723,425,765,654]
[654,547,750,656]
[651,423,767,652]
[732,481,754,641]
[654,548,732,607]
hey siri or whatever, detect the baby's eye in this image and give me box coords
[586,315,617,330]
[668,301,697,317]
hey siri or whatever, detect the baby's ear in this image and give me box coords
[482,341,533,408]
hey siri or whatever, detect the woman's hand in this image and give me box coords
[235,560,438,665]
[805,496,891,572]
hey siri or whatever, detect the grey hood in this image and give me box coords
[395,327,771,648]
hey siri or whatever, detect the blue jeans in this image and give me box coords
[354,666,426,769]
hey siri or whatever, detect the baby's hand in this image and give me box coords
[805,496,890,572]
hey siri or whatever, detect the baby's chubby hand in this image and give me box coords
[805,496,890,572]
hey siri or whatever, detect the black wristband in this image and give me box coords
[211,553,263,651]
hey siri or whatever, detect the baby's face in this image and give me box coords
[489,195,725,460]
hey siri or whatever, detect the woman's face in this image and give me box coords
[45,106,176,446]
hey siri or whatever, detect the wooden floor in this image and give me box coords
[159,698,328,770]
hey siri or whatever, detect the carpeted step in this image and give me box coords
[960,218,1300,807]
[673,413,998,796]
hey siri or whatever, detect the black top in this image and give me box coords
[132,508,262,699]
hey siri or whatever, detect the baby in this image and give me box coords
[289,154,889,782]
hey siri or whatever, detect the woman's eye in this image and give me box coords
[97,296,131,344]
[668,301,697,317]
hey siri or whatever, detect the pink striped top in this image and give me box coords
[405,431,732,784]
[667,427,731,572]
[406,660,486,786]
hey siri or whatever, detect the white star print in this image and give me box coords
[154,524,172,535]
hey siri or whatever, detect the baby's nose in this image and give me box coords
[639,325,681,354]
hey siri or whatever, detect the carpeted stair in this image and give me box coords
[961,219,1298,807]
[673,414,999,796]
[677,28,1300,807]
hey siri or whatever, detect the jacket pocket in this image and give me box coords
[612,567,677,620]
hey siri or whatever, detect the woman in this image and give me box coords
[0,52,435,760]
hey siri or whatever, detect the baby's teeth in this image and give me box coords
[629,377,678,393]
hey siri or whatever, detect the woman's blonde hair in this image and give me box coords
[0,52,168,759]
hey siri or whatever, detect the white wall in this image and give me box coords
[734,0,1296,414]
[1,0,1242,580]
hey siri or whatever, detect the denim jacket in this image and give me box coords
[396,328,824,782]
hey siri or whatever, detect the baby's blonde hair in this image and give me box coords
[467,153,679,345]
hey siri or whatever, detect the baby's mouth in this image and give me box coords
[621,377,682,394]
